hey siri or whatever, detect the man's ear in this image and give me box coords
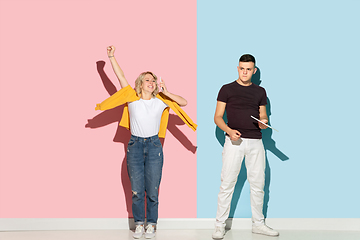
[253,67,258,75]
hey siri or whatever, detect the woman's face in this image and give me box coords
[141,73,157,94]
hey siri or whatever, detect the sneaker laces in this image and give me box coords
[214,226,223,233]
[135,225,144,233]
[146,225,155,233]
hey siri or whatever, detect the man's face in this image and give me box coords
[237,62,257,83]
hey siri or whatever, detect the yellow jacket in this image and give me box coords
[95,85,197,138]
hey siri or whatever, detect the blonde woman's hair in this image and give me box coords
[134,71,159,97]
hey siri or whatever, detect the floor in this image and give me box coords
[1,229,360,240]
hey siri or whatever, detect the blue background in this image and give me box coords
[197,0,360,218]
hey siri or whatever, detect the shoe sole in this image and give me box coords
[252,230,279,236]
[133,232,144,239]
[212,234,225,239]
[145,233,155,239]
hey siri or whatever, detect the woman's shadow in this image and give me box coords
[85,61,197,227]
[215,68,289,228]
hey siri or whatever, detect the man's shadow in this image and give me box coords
[215,68,289,227]
[85,61,197,227]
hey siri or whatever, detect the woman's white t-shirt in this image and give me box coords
[128,98,168,138]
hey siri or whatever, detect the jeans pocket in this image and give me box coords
[128,138,137,148]
[152,138,162,148]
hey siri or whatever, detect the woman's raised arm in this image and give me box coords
[107,46,129,88]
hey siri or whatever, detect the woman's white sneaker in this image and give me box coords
[145,225,156,239]
[133,225,144,239]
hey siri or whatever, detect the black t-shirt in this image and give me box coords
[217,81,267,139]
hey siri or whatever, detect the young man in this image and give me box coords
[212,54,279,239]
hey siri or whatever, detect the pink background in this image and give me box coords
[0,0,196,217]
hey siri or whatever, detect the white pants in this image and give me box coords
[215,136,266,227]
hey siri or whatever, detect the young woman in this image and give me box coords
[96,46,196,239]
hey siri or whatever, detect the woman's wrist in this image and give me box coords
[108,55,114,58]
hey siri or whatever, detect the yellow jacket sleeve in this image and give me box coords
[95,85,139,111]
[157,93,198,132]
[119,103,130,130]
[158,107,170,138]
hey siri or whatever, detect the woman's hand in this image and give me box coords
[107,45,115,57]
[159,78,187,107]
[159,78,168,93]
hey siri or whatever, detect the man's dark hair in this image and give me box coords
[239,54,256,65]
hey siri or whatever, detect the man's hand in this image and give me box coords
[258,119,268,129]
[228,129,241,141]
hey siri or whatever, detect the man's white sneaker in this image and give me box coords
[133,225,144,239]
[252,224,279,236]
[145,225,156,239]
[212,226,225,239]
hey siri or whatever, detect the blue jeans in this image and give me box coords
[127,135,164,225]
